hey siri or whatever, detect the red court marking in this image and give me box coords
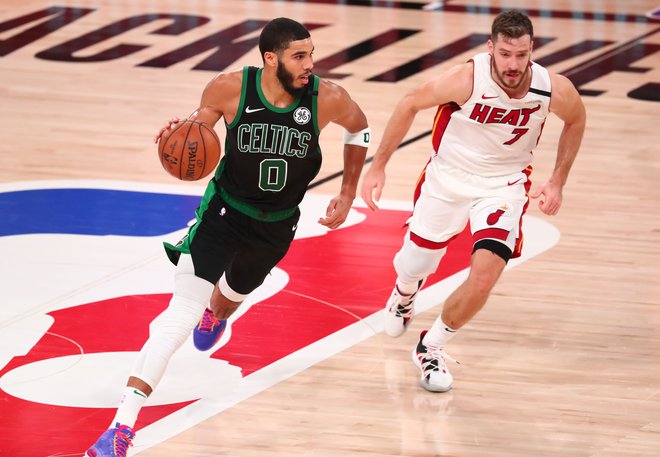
[0,208,474,456]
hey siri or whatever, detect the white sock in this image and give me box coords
[423,318,457,348]
[111,386,148,429]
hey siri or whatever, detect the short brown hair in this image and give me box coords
[491,11,534,42]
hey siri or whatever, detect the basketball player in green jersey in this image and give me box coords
[85,17,370,457]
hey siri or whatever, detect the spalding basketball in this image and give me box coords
[158,119,221,181]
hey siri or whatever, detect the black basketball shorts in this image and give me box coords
[167,192,300,295]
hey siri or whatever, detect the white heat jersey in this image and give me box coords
[428,52,552,178]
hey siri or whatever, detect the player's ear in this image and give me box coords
[264,51,278,68]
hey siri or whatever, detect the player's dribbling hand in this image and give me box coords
[153,117,181,144]
[360,167,385,211]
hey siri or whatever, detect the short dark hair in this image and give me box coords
[258,17,311,60]
[491,11,534,42]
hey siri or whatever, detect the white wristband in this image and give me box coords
[343,127,371,147]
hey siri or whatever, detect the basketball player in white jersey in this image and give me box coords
[360,11,586,392]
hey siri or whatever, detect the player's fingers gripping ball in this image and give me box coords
[158,119,221,181]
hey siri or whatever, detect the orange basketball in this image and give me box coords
[158,119,221,181]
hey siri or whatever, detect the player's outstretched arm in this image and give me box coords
[360,63,473,210]
[531,73,586,216]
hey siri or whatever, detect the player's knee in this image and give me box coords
[468,272,499,297]
[218,273,250,302]
[394,236,446,282]
[470,240,510,294]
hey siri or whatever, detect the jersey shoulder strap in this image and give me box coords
[226,66,254,129]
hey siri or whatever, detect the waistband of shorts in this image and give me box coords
[217,184,298,222]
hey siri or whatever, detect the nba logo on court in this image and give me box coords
[0,180,558,456]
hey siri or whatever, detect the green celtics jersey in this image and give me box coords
[217,66,321,214]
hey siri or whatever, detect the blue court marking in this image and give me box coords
[0,188,198,237]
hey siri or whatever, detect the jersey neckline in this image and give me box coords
[256,68,303,113]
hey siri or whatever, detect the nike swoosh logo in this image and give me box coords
[245,106,265,113]
[133,389,148,398]
[292,224,297,231]
[481,94,498,99]
[507,178,523,186]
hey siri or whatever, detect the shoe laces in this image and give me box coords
[393,299,414,318]
[198,309,219,332]
[423,344,459,372]
[113,425,134,457]
[391,289,418,318]
[391,279,425,318]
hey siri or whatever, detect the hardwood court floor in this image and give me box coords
[0,1,659,456]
